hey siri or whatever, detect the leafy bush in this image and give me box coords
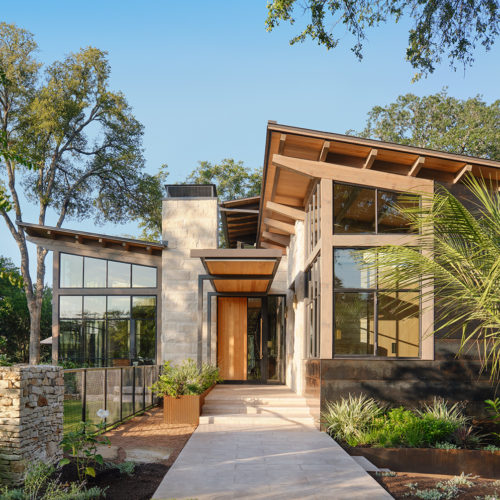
[321,394,384,446]
[150,359,221,398]
[451,425,485,448]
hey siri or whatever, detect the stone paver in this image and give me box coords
[153,386,392,499]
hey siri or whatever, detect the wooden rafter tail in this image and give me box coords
[266,201,305,221]
[278,134,287,155]
[318,141,330,162]
[263,217,295,234]
[362,149,378,169]
[408,156,425,177]
[262,231,290,247]
[261,241,286,253]
[453,164,472,184]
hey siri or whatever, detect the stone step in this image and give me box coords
[202,406,313,416]
[199,414,316,426]
[205,396,309,405]
[204,398,309,407]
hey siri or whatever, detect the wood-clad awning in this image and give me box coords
[190,248,282,294]
[257,121,500,248]
[19,222,166,257]
[220,196,260,249]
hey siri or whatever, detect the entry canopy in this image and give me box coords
[190,249,282,294]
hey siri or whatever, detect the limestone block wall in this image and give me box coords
[162,198,218,364]
[0,365,63,485]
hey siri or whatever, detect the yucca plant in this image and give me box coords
[321,394,384,446]
[361,175,500,380]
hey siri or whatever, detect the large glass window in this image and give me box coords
[84,257,106,288]
[59,253,157,289]
[60,254,83,288]
[333,248,420,357]
[58,294,157,366]
[305,182,321,256]
[334,183,418,234]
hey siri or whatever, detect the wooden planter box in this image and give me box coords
[347,446,500,479]
[163,384,216,425]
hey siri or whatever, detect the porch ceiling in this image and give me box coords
[190,248,282,294]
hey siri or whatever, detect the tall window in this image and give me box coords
[333,248,419,357]
[333,182,418,234]
[305,257,321,358]
[58,295,157,366]
[305,182,321,256]
[60,253,157,289]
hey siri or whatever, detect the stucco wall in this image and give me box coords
[161,198,218,364]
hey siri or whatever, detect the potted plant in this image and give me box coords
[150,359,221,425]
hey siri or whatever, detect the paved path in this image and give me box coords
[153,386,392,499]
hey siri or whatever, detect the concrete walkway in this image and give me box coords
[153,385,392,499]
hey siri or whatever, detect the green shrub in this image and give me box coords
[150,359,221,398]
[418,398,468,427]
[321,394,384,446]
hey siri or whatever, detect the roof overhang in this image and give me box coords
[18,222,166,257]
[190,248,282,294]
[258,121,500,248]
[219,196,260,249]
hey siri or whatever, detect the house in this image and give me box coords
[21,121,500,417]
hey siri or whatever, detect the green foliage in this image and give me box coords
[484,444,500,452]
[107,461,135,477]
[321,394,384,447]
[0,257,52,363]
[59,420,110,482]
[359,176,500,380]
[451,425,485,449]
[485,398,500,421]
[0,461,105,499]
[417,397,469,427]
[354,90,500,160]
[265,1,500,80]
[405,480,460,499]
[434,442,459,450]
[150,359,222,398]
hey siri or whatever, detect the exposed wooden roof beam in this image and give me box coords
[219,207,259,214]
[264,217,295,235]
[318,141,330,162]
[408,156,425,177]
[262,231,290,247]
[261,241,286,252]
[362,149,378,169]
[122,242,129,250]
[75,235,82,243]
[453,164,472,184]
[266,201,305,221]
[278,134,287,155]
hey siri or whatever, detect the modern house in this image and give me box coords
[21,121,500,416]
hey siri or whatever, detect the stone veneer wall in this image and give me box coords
[162,197,218,364]
[0,365,63,485]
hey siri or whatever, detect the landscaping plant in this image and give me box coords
[150,359,221,397]
[59,412,111,482]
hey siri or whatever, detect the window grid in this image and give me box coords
[305,182,321,257]
[305,257,321,358]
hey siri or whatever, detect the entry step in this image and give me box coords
[199,414,316,426]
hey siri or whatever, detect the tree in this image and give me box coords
[363,176,500,380]
[265,0,500,80]
[0,23,152,363]
[134,159,262,242]
[0,257,51,363]
[352,90,500,160]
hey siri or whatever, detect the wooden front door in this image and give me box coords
[217,297,247,380]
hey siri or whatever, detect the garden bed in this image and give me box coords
[370,471,500,499]
[347,446,500,478]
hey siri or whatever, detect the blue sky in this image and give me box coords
[2,1,500,283]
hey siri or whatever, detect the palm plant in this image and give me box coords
[363,175,500,380]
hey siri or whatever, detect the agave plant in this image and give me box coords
[361,175,500,380]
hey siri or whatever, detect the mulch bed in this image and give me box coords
[59,462,168,500]
[371,471,500,499]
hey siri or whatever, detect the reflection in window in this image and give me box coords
[132,265,157,288]
[333,183,419,234]
[306,257,321,358]
[377,291,419,357]
[132,296,156,319]
[333,248,420,357]
[83,296,106,319]
[107,320,130,361]
[60,296,83,319]
[334,292,374,355]
[108,261,131,288]
[59,320,82,363]
[84,257,106,287]
[107,296,131,318]
[135,320,155,364]
[60,254,83,287]
[84,320,106,366]
[334,184,375,233]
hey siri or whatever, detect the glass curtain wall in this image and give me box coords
[59,295,156,366]
[305,257,321,358]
